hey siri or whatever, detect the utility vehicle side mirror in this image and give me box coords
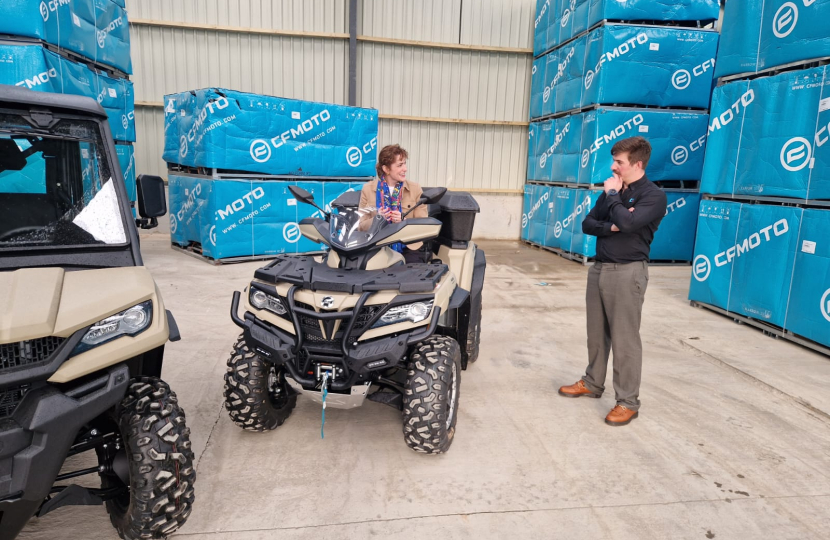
[136,174,167,229]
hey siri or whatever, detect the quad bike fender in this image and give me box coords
[437,243,476,291]
[0,365,130,540]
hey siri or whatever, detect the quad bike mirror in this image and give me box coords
[403,187,447,218]
[136,174,167,229]
[289,185,329,217]
[0,138,27,172]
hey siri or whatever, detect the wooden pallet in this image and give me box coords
[718,56,830,85]
[171,242,323,266]
[702,194,830,209]
[522,240,692,267]
[690,300,830,358]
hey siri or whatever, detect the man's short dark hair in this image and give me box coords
[611,136,651,169]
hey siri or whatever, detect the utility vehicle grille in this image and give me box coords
[0,385,28,418]
[0,337,65,372]
[353,306,382,330]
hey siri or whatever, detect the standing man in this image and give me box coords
[558,136,667,426]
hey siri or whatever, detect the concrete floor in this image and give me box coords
[19,236,830,540]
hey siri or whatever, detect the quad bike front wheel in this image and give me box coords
[98,377,196,539]
[224,335,297,431]
[402,336,462,454]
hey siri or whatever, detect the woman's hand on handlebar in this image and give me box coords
[382,208,402,223]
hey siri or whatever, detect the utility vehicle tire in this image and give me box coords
[102,377,196,539]
[465,295,482,364]
[402,336,461,454]
[224,335,297,431]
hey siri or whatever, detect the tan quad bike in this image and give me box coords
[0,86,195,540]
[226,185,485,454]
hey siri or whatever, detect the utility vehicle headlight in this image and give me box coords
[372,301,434,328]
[73,301,153,355]
[250,288,287,315]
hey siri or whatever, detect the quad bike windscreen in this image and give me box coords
[329,207,387,249]
[0,111,127,249]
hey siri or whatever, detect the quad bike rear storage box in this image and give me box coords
[435,191,481,246]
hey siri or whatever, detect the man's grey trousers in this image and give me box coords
[581,260,649,411]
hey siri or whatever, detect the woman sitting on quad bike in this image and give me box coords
[359,144,428,264]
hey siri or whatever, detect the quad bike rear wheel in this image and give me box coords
[224,335,297,431]
[98,377,196,539]
[402,336,461,454]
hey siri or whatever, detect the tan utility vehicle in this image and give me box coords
[0,86,194,540]
[226,185,485,454]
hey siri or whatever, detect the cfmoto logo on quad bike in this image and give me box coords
[821,288,830,323]
[671,146,689,165]
[321,296,335,309]
[693,255,711,282]
[780,137,813,171]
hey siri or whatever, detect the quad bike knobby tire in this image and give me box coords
[101,377,196,539]
[403,336,462,454]
[224,335,297,431]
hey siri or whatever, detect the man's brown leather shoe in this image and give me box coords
[605,405,638,426]
[558,380,601,398]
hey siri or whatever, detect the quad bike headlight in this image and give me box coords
[249,288,287,315]
[72,301,153,355]
[373,300,434,328]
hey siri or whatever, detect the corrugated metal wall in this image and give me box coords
[128,0,532,193]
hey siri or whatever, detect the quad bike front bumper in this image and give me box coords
[230,290,441,391]
[0,365,129,540]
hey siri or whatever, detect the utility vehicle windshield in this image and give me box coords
[0,111,127,249]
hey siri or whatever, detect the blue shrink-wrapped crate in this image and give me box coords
[521,184,533,241]
[535,0,719,57]
[786,209,830,348]
[701,66,830,201]
[649,192,700,261]
[530,57,546,119]
[116,143,135,202]
[716,0,830,79]
[164,88,378,178]
[579,24,718,113]
[552,187,601,257]
[689,201,803,327]
[551,34,588,116]
[526,184,552,245]
[168,175,366,260]
[0,42,135,141]
[0,0,132,75]
[528,120,555,181]
[574,108,709,184]
[689,200,742,311]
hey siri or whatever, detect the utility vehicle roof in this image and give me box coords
[0,84,107,118]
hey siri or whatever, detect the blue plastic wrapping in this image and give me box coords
[534,0,719,56]
[689,201,803,328]
[0,43,135,141]
[786,209,830,348]
[521,184,533,241]
[530,56,546,119]
[0,0,132,74]
[116,143,135,202]
[701,66,830,200]
[649,192,700,261]
[163,88,379,178]
[168,175,367,260]
[716,0,830,78]
[526,184,552,245]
